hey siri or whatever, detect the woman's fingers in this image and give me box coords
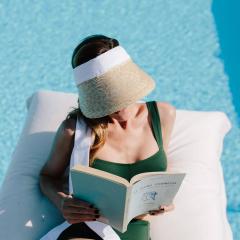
[64,196,94,209]
[66,216,98,224]
[163,203,175,212]
[61,196,100,223]
[66,212,100,219]
[149,203,175,215]
[134,213,148,220]
[63,212,100,223]
[62,196,99,212]
[149,205,165,215]
[149,209,164,215]
[63,206,99,215]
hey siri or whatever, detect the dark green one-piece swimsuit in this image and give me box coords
[92,100,168,240]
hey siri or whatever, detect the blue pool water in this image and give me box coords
[0,0,239,238]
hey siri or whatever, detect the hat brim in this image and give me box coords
[77,59,156,118]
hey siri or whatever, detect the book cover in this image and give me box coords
[70,164,186,232]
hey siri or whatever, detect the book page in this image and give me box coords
[72,164,130,186]
[126,173,186,222]
[130,171,176,185]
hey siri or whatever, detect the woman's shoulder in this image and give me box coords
[39,117,77,178]
[155,101,176,118]
[155,101,176,151]
[61,117,77,138]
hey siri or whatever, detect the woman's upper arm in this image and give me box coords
[39,118,77,179]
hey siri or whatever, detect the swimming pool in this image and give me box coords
[0,0,239,238]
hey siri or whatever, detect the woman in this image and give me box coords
[39,34,176,240]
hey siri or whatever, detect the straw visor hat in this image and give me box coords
[73,45,156,118]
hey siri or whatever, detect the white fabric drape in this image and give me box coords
[40,99,145,240]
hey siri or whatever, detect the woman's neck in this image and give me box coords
[108,103,146,131]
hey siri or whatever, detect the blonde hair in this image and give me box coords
[65,98,111,166]
[68,34,119,166]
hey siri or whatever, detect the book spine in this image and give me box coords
[122,185,132,231]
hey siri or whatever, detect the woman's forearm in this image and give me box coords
[39,174,69,212]
[134,213,150,220]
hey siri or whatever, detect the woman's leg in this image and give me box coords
[57,222,103,240]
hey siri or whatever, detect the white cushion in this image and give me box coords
[146,109,233,240]
[0,89,233,240]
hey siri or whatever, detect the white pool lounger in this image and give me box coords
[0,90,233,240]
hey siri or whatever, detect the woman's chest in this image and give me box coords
[94,120,161,164]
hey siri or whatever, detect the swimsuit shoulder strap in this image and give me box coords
[146,101,163,148]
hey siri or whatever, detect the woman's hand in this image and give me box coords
[135,203,175,220]
[148,203,175,216]
[134,213,149,220]
[60,194,100,224]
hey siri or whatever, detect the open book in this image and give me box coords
[70,164,186,233]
